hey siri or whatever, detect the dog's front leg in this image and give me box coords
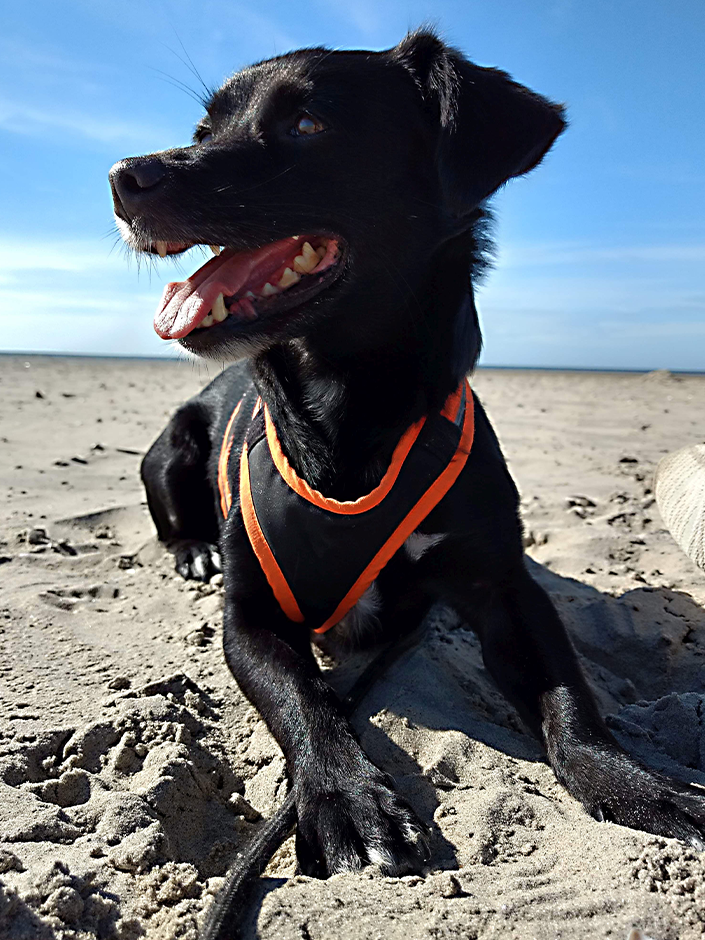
[465,562,705,846]
[222,594,427,877]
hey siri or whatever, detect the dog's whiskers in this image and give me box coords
[213,164,297,196]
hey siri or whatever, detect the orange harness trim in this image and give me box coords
[239,439,305,623]
[217,399,242,519]
[217,381,474,633]
[264,406,426,516]
[313,385,474,633]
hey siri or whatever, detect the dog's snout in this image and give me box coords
[109,157,167,221]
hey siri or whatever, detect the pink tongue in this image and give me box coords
[154,238,300,340]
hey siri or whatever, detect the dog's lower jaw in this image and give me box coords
[183,330,273,364]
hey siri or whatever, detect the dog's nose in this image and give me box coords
[109,157,167,221]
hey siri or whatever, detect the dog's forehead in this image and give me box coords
[206,48,401,124]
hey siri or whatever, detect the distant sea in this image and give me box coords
[1,351,703,376]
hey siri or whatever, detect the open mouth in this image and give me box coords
[152,235,344,342]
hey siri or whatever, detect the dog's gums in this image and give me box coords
[152,236,342,341]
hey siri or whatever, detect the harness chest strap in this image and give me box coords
[217,394,261,517]
[217,398,243,518]
[218,380,475,633]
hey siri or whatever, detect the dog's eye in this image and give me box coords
[198,132,213,144]
[292,114,325,137]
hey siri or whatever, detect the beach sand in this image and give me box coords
[1,355,704,939]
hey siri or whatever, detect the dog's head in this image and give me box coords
[110,30,565,363]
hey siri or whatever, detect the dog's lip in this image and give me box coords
[148,239,194,258]
[180,243,348,354]
[153,235,342,340]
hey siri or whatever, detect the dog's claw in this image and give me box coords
[572,746,705,849]
[169,539,221,582]
[295,771,428,878]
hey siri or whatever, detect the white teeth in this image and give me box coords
[212,293,229,322]
[244,291,256,299]
[278,267,301,289]
[201,312,214,327]
[209,245,222,256]
[293,241,319,274]
[155,240,168,258]
[261,282,279,297]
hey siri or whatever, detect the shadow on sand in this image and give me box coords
[242,556,705,932]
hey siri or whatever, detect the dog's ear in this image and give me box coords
[393,30,567,217]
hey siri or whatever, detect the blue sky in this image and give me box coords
[2,0,703,369]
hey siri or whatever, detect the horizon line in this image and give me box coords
[1,351,703,376]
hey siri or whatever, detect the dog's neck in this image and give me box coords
[252,344,422,497]
[251,234,483,500]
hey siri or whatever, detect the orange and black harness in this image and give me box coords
[217,380,475,634]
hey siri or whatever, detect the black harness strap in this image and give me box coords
[232,381,474,633]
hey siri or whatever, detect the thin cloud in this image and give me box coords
[0,37,111,80]
[0,310,172,357]
[0,239,126,273]
[0,289,159,315]
[499,241,705,268]
[310,0,385,39]
[479,307,705,371]
[0,98,171,147]
[605,319,705,339]
[209,5,299,58]
[0,236,207,282]
[479,272,705,317]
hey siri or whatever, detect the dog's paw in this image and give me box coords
[569,748,705,849]
[294,772,429,878]
[594,784,705,850]
[169,539,222,582]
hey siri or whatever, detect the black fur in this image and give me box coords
[111,26,705,904]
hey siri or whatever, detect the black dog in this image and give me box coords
[110,29,705,882]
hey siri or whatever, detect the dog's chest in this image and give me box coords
[403,531,446,562]
[331,531,446,643]
[220,382,472,634]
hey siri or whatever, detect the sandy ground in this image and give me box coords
[1,355,705,940]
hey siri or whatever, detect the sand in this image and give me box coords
[1,354,705,940]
